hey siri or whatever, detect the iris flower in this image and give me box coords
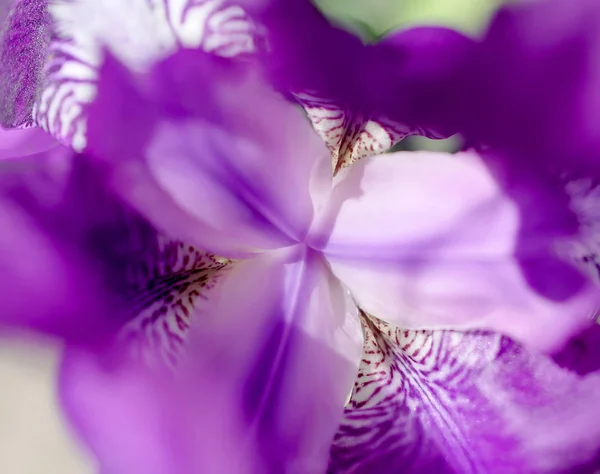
[2,0,600,473]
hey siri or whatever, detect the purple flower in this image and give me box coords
[0,144,267,472]
[84,44,600,473]
[2,1,600,473]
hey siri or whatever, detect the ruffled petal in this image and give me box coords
[311,151,600,351]
[453,0,600,176]
[59,347,263,474]
[0,126,58,159]
[189,245,363,472]
[244,0,473,155]
[330,317,600,473]
[87,50,329,257]
[37,0,255,148]
[0,0,51,128]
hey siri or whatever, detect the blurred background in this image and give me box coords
[0,0,505,472]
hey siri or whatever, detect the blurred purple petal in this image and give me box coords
[0,0,50,128]
[39,0,256,148]
[190,245,363,472]
[246,0,473,141]
[60,346,262,474]
[0,147,109,340]
[371,26,475,138]
[311,151,600,351]
[0,125,58,158]
[553,323,600,375]
[331,319,600,473]
[87,50,330,257]
[0,145,166,344]
[454,0,600,176]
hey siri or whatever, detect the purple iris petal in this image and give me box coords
[310,151,600,351]
[241,0,474,139]
[0,144,164,344]
[454,0,600,176]
[34,0,256,148]
[187,245,363,472]
[60,346,263,474]
[331,321,600,473]
[0,0,50,128]
[0,147,111,341]
[0,125,58,158]
[553,323,600,375]
[87,49,331,258]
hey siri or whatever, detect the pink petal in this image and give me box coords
[0,126,59,159]
[310,151,600,351]
[59,347,262,474]
[189,245,363,472]
[88,51,330,258]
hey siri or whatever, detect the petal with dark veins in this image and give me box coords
[330,316,600,473]
[298,93,434,173]
[36,0,256,148]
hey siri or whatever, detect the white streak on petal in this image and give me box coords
[38,0,255,147]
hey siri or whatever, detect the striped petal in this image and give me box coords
[298,94,441,173]
[118,236,230,368]
[36,0,255,149]
[330,316,600,473]
[0,143,228,362]
[245,0,472,169]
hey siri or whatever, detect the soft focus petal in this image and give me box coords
[42,0,255,148]
[0,147,112,340]
[189,245,363,472]
[553,323,600,375]
[60,347,262,474]
[370,26,475,138]
[330,318,600,473]
[0,0,50,128]
[0,145,164,343]
[311,151,600,351]
[245,0,473,143]
[247,0,364,105]
[0,126,58,158]
[87,50,330,257]
[455,0,600,176]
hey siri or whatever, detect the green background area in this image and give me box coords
[315,0,506,39]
